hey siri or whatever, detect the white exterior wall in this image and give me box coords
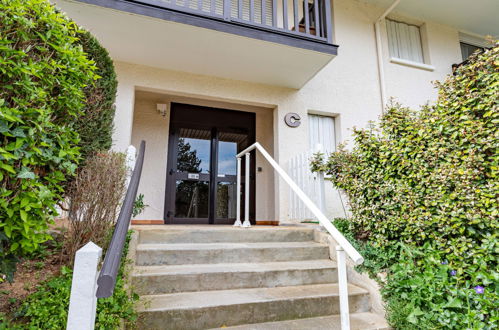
[112,0,465,222]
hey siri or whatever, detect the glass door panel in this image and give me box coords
[177,128,211,174]
[216,182,237,218]
[175,180,209,218]
[215,132,248,221]
[172,128,211,222]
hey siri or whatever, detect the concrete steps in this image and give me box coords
[137,284,370,330]
[131,226,389,329]
[212,313,391,330]
[137,225,315,244]
[135,241,330,265]
[133,260,337,294]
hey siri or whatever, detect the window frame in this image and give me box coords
[383,15,435,71]
[308,113,336,154]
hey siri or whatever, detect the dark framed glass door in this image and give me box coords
[165,104,255,224]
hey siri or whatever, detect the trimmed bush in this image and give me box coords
[75,31,117,162]
[0,0,97,281]
[313,43,498,327]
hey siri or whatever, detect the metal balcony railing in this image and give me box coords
[129,0,333,44]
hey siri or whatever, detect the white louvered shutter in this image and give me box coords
[231,0,273,25]
[386,19,424,63]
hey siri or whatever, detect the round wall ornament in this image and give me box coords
[284,112,301,127]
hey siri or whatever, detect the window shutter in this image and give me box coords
[231,0,274,25]
[386,19,424,63]
[308,115,335,154]
[157,0,272,24]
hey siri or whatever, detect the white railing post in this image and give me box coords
[242,153,251,228]
[336,246,350,330]
[317,171,326,215]
[125,145,137,188]
[314,143,327,216]
[67,242,102,330]
[234,157,242,227]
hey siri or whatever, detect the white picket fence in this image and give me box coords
[287,150,326,221]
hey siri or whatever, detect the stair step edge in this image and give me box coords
[136,241,327,250]
[133,260,337,276]
[208,312,391,330]
[138,283,368,312]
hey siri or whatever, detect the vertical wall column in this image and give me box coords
[273,101,309,223]
[112,73,136,152]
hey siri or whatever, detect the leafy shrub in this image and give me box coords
[17,231,138,329]
[314,43,498,327]
[383,245,498,329]
[64,152,127,264]
[0,0,97,281]
[133,193,148,218]
[314,43,498,276]
[334,220,498,329]
[332,218,397,278]
[74,31,117,163]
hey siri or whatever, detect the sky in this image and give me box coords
[182,138,237,175]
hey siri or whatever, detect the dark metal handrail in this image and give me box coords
[96,140,146,298]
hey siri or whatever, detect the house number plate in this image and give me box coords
[187,173,200,180]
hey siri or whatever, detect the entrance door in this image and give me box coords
[165,104,255,224]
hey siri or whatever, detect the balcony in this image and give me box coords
[54,0,338,88]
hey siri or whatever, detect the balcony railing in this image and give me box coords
[129,0,333,44]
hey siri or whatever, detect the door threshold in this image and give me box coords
[131,219,164,225]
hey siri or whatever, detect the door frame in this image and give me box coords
[164,103,256,225]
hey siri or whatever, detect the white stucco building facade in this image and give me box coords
[54,0,498,224]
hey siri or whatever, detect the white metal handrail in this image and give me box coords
[233,142,364,330]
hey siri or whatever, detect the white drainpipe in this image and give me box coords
[374,0,401,111]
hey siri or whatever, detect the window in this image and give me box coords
[460,43,484,61]
[386,19,424,63]
[308,114,335,153]
[458,33,488,61]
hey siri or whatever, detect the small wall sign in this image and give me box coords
[284,113,301,127]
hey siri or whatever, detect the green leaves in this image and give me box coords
[317,43,499,329]
[18,231,138,329]
[17,167,35,179]
[0,0,97,281]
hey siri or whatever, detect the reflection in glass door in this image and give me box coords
[216,132,248,220]
[173,129,211,220]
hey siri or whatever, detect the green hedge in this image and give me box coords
[75,31,117,162]
[314,43,498,328]
[0,0,97,281]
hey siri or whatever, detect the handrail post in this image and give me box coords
[234,157,242,227]
[242,153,251,228]
[67,242,102,330]
[336,246,350,330]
